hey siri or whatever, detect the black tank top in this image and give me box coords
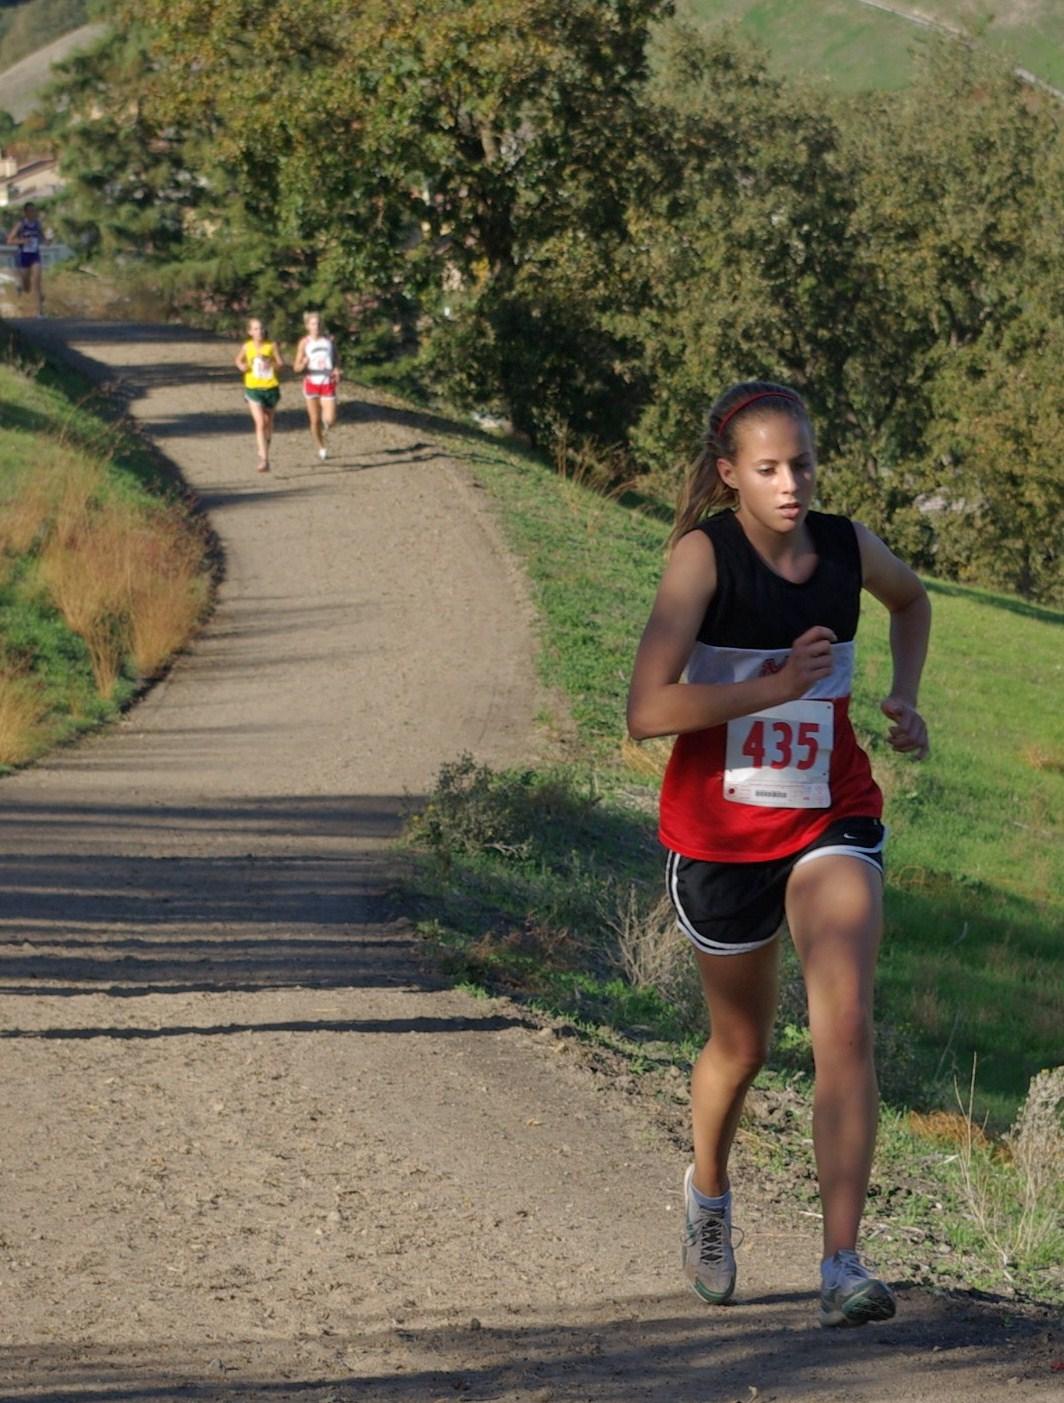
[696,509,862,649]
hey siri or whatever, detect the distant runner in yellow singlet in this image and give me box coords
[235,317,284,473]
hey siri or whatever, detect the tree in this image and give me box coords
[40,26,208,264]
[103,0,671,423]
[834,41,1064,593]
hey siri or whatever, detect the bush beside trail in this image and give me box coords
[0,333,212,768]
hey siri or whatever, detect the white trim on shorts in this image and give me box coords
[792,830,886,877]
[666,849,773,958]
[667,825,888,959]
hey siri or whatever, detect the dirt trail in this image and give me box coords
[0,321,1058,1402]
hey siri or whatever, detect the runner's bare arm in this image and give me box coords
[7,220,23,244]
[273,345,286,370]
[235,347,249,372]
[856,521,931,759]
[627,532,835,740]
[292,337,308,373]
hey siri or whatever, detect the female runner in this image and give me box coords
[235,317,284,473]
[627,381,930,1327]
[292,310,341,461]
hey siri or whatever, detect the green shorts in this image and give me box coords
[245,386,280,409]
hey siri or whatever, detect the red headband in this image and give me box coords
[716,389,802,439]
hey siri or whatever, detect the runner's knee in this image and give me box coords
[811,1003,875,1067]
[704,1033,769,1082]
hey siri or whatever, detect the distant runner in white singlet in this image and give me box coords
[293,310,341,462]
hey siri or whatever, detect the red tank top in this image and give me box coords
[659,511,882,863]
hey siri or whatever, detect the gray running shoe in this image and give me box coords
[681,1164,736,1305]
[819,1249,896,1328]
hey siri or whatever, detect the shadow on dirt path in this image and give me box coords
[0,320,1058,1402]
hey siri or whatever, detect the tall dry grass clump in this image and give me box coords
[551,428,638,537]
[0,672,49,765]
[954,1060,1064,1277]
[0,446,103,558]
[620,733,671,781]
[1003,1066,1064,1260]
[127,507,211,677]
[607,883,705,1034]
[36,498,208,696]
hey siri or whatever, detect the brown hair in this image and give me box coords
[668,380,811,550]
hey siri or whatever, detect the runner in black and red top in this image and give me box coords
[627,380,930,1327]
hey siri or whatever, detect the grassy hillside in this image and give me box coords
[0,0,90,74]
[682,0,1064,92]
[0,329,211,768]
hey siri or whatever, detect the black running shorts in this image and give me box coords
[665,817,885,957]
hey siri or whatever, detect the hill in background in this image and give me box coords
[683,0,1064,92]
[0,0,90,72]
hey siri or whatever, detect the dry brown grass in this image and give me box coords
[0,672,49,766]
[127,509,211,677]
[1,436,209,699]
[909,1108,991,1150]
[36,499,208,696]
[1021,742,1064,774]
[619,733,672,780]
[0,447,103,558]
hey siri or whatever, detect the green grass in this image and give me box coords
[682,0,1064,92]
[853,580,1063,1121]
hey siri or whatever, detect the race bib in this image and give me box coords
[252,355,272,380]
[724,700,834,809]
[23,236,39,254]
[309,349,331,373]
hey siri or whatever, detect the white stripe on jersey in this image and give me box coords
[684,639,855,701]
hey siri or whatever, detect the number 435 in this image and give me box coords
[741,719,820,770]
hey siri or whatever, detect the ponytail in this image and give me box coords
[668,380,811,552]
[669,446,737,550]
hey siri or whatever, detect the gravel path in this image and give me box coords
[0,320,1058,1402]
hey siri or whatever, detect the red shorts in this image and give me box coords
[303,378,336,399]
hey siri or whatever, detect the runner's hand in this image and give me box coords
[881,696,929,760]
[779,626,837,699]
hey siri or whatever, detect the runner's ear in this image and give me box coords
[717,458,739,491]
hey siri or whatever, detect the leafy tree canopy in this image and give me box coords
[39,2,1064,600]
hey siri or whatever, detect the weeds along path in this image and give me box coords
[0,320,1055,1402]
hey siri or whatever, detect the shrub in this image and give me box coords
[407,754,601,869]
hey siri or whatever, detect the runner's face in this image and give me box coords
[718,412,816,534]
[248,320,264,342]
[307,316,321,336]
